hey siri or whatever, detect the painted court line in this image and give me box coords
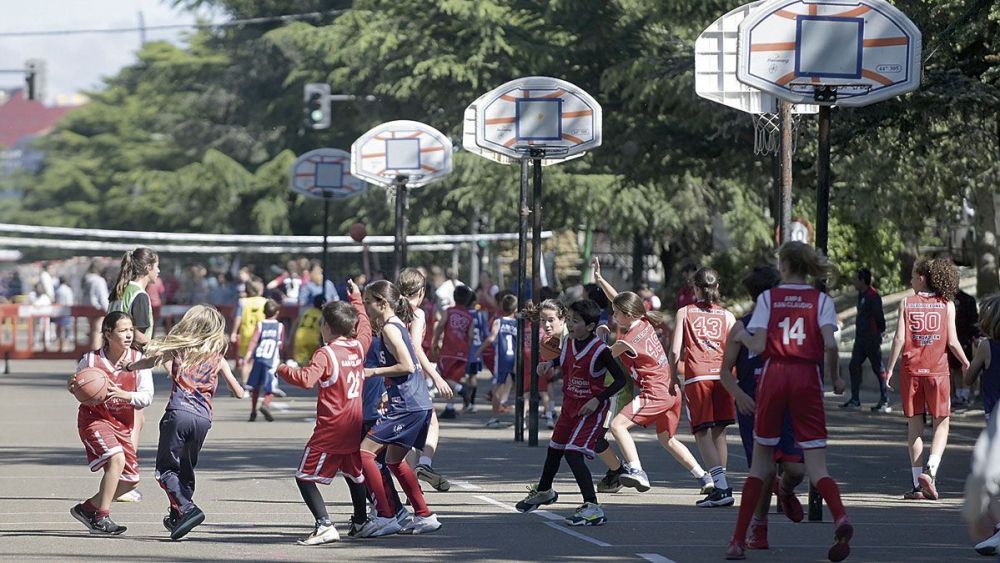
[450,480,482,490]
[474,495,560,521]
[636,553,677,563]
[543,521,611,547]
[476,495,610,546]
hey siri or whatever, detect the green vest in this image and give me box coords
[109,281,153,340]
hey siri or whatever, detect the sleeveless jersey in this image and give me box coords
[735,312,764,397]
[420,299,436,355]
[77,348,143,431]
[495,317,518,375]
[167,354,223,420]
[619,318,672,388]
[761,287,825,363]
[560,335,609,401]
[362,336,386,422]
[379,321,432,413]
[902,292,949,376]
[308,339,365,453]
[294,307,323,364]
[238,296,268,354]
[253,319,284,368]
[440,307,473,361]
[109,281,153,340]
[681,303,733,382]
[469,308,489,361]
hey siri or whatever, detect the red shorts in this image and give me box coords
[438,357,467,383]
[684,378,736,434]
[295,446,363,485]
[549,399,610,458]
[79,419,139,482]
[754,360,827,449]
[900,372,950,418]
[620,384,681,436]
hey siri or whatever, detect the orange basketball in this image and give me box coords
[349,222,367,242]
[72,367,109,406]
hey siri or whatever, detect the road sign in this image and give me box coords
[350,120,453,188]
[290,148,367,200]
[469,76,601,164]
[736,0,921,106]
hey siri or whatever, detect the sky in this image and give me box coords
[0,1,215,104]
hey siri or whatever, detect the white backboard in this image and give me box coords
[351,120,453,188]
[289,148,367,200]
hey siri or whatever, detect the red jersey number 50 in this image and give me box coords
[909,311,941,333]
[778,317,806,346]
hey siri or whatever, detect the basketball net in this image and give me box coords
[751,112,803,157]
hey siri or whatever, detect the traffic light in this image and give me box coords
[24,59,45,101]
[303,83,331,130]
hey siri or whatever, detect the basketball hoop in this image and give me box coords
[751,112,803,157]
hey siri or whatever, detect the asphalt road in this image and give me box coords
[0,360,988,562]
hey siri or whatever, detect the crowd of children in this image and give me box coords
[62,243,1000,560]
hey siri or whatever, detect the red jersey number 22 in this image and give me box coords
[779,317,806,346]
[346,370,362,399]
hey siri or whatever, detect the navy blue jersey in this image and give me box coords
[983,339,1000,416]
[469,309,489,360]
[379,321,432,413]
[494,317,518,376]
[252,319,284,368]
[735,313,763,398]
[362,336,385,422]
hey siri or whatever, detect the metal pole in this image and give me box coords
[780,100,794,244]
[529,153,543,447]
[514,158,529,442]
[393,177,408,279]
[322,197,330,301]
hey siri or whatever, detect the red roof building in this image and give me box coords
[0,89,77,149]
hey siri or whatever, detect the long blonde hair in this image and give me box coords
[145,305,228,370]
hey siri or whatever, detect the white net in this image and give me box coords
[751,112,804,157]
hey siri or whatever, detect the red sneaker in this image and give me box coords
[828,516,854,562]
[747,518,769,549]
[775,480,804,523]
[917,473,938,500]
[725,540,746,560]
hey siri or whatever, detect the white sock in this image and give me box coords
[689,463,706,479]
[927,454,941,477]
[630,460,643,471]
[418,456,432,467]
[710,466,729,490]
[454,383,464,394]
[911,466,923,488]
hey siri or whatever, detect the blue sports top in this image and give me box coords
[362,335,385,422]
[495,317,518,375]
[378,320,432,413]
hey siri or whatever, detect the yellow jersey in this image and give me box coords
[238,296,268,357]
[294,307,324,364]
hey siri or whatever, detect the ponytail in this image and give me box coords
[693,267,721,305]
[612,291,661,324]
[395,296,414,324]
[364,280,413,323]
[112,247,159,300]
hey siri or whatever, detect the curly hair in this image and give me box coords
[914,257,959,301]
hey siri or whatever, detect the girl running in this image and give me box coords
[125,305,245,540]
[725,242,851,561]
[68,311,153,534]
[479,294,519,428]
[884,257,968,501]
[670,267,737,507]
[591,257,712,493]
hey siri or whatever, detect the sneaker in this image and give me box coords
[415,463,451,492]
[566,502,606,526]
[725,540,747,560]
[260,405,275,422]
[699,475,716,494]
[975,527,1000,555]
[839,399,861,409]
[917,473,938,500]
[70,503,97,532]
[596,471,623,494]
[357,515,402,538]
[271,387,287,398]
[394,506,413,528]
[114,489,142,503]
[400,513,442,535]
[545,415,556,430]
[90,515,128,535]
[869,400,890,413]
[485,418,505,429]
[347,515,365,538]
[163,508,180,532]
[696,487,735,507]
[775,479,804,523]
[619,467,651,492]
[170,506,205,540]
[297,520,340,545]
[248,410,257,422]
[902,487,925,500]
[462,404,476,414]
[439,408,457,420]
[747,518,769,549]
[828,516,853,562]
[515,485,559,513]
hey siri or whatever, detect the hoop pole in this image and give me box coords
[322,197,330,301]
[529,152,543,447]
[780,101,793,244]
[393,177,409,279]
[514,158,529,443]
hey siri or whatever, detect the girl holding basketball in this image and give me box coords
[125,305,245,540]
[725,242,851,561]
[68,311,154,535]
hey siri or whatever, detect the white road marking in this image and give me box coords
[544,521,612,547]
[475,495,610,545]
[450,480,482,490]
[636,553,677,563]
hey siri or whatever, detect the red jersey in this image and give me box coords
[560,335,608,402]
[167,354,224,420]
[748,285,835,363]
[420,298,436,357]
[902,292,949,377]
[439,307,473,361]
[618,318,672,388]
[277,291,372,453]
[76,348,143,432]
[681,303,733,381]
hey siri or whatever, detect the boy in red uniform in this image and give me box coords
[276,279,388,545]
[725,242,851,561]
[884,257,968,500]
[433,285,476,418]
[516,300,627,525]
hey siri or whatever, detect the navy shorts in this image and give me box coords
[368,409,432,450]
[466,361,483,376]
[492,369,514,385]
[247,361,275,393]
